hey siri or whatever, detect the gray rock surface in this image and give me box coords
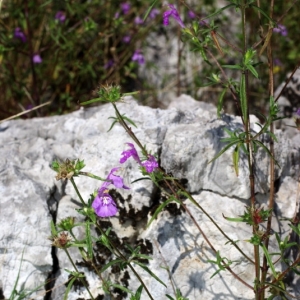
[0,95,299,299]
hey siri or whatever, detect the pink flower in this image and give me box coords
[14,27,26,43]
[55,11,66,23]
[132,49,145,65]
[142,155,159,173]
[134,16,144,25]
[273,24,287,37]
[120,143,158,173]
[120,143,141,164]
[32,54,42,64]
[121,2,130,14]
[163,4,185,28]
[122,35,131,43]
[188,10,196,19]
[149,8,160,19]
[92,167,129,217]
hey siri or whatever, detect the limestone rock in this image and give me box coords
[0,96,299,299]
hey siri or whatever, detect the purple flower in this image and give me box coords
[149,8,160,19]
[104,59,114,69]
[199,19,208,26]
[120,143,141,164]
[14,27,26,43]
[106,167,130,189]
[163,4,185,28]
[121,2,130,14]
[122,35,131,43]
[132,49,145,65]
[120,143,158,173]
[296,108,300,117]
[33,54,42,64]
[92,167,129,217]
[273,24,287,37]
[92,189,118,217]
[188,10,196,19]
[55,11,66,23]
[134,16,144,25]
[142,155,159,173]
[274,58,282,66]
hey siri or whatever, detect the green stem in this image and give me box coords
[70,177,86,207]
[64,248,95,300]
[79,171,106,182]
[94,221,154,299]
[241,1,260,297]
[261,2,275,299]
[112,103,147,154]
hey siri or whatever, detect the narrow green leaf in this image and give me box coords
[200,48,210,65]
[217,87,228,118]
[223,215,244,222]
[50,220,57,236]
[107,120,118,132]
[209,268,223,279]
[100,259,124,273]
[246,64,259,78]
[223,127,238,138]
[252,140,280,167]
[260,243,278,279]
[123,116,137,128]
[240,142,249,154]
[220,137,240,143]
[86,222,93,259]
[250,4,276,25]
[134,253,153,261]
[204,3,236,19]
[222,64,243,70]
[134,285,144,300]
[64,277,77,300]
[110,283,133,295]
[143,0,158,21]
[233,144,240,176]
[147,196,179,227]
[239,74,248,124]
[289,223,300,236]
[133,261,167,287]
[69,242,88,248]
[198,81,219,88]
[208,140,239,164]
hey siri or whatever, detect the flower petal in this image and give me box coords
[92,193,118,217]
[120,143,141,164]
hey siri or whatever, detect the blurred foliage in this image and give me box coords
[0,0,299,119]
[0,0,161,119]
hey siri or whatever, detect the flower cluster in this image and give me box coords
[49,232,72,248]
[120,143,158,173]
[163,4,185,28]
[92,144,158,218]
[14,11,65,65]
